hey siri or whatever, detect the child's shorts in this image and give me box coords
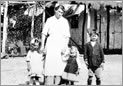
[88,67,103,79]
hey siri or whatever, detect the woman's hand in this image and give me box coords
[100,63,104,70]
[84,60,89,69]
[40,46,44,53]
[76,68,80,75]
[27,67,30,72]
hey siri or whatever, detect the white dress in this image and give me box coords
[42,16,70,76]
[26,51,44,77]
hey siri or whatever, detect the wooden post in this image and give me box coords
[86,6,91,43]
[31,3,35,38]
[122,12,123,55]
[99,15,101,43]
[2,1,8,54]
[42,6,45,29]
[106,6,110,50]
[94,9,97,30]
[82,4,86,49]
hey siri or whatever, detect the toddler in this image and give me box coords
[62,46,81,85]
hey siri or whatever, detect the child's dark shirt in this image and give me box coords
[84,42,105,68]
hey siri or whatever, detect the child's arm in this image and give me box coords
[76,57,81,69]
[26,51,31,71]
[100,44,105,63]
[26,61,31,72]
[76,51,82,74]
[99,44,105,70]
[84,44,89,67]
[62,53,69,61]
[76,57,81,74]
[76,58,81,74]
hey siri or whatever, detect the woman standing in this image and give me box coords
[40,5,70,85]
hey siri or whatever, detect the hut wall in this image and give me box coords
[94,10,122,49]
[70,9,122,50]
[69,14,83,47]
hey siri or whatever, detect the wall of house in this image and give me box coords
[97,10,122,49]
[68,14,83,48]
[69,8,122,51]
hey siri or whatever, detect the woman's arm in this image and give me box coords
[40,18,50,51]
[65,37,70,47]
[41,33,46,51]
[64,19,70,47]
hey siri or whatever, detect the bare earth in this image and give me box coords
[1,55,122,85]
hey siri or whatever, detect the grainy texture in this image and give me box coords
[1,55,122,85]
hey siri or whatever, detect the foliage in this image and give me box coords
[8,6,31,45]
[34,14,43,39]
[5,1,122,45]
[15,11,31,29]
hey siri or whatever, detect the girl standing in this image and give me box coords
[26,38,45,85]
[62,46,81,85]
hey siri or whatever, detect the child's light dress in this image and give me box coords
[26,50,44,78]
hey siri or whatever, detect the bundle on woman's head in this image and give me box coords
[30,38,41,52]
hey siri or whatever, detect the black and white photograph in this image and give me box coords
[1,1,122,85]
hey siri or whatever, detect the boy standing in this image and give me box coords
[84,31,105,85]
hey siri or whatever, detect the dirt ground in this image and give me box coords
[1,55,122,85]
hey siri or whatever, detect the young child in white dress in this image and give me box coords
[26,38,45,85]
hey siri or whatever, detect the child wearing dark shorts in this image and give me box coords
[84,31,105,85]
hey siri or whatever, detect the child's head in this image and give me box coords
[90,31,99,42]
[70,46,79,57]
[30,38,41,51]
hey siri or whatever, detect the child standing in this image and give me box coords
[61,46,81,85]
[84,31,105,85]
[26,38,45,85]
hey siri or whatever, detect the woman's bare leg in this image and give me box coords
[54,76,61,85]
[45,76,54,85]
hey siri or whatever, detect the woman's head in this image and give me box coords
[54,5,65,19]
